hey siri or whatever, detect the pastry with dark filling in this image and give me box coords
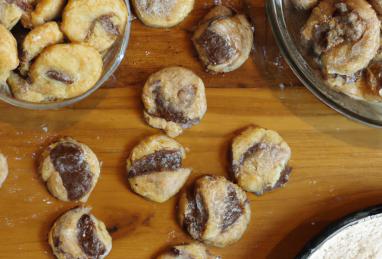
[142,66,207,138]
[49,207,112,259]
[0,153,8,188]
[126,134,191,203]
[0,0,32,29]
[0,23,19,82]
[19,21,64,76]
[192,5,253,73]
[178,175,250,247]
[61,0,128,54]
[132,0,194,28]
[39,137,101,202]
[21,0,65,28]
[8,43,102,103]
[231,127,292,195]
[157,243,221,259]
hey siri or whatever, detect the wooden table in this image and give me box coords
[2,0,382,258]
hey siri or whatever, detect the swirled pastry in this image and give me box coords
[21,0,66,28]
[0,23,18,82]
[231,127,292,195]
[49,207,112,259]
[126,134,191,203]
[19,21,64,76]
[178,175,251,247]
[0,153,8,188]
[8,43,102,103]
[39,137,101,202]
[142,67,207,137]
[0,0,32,29]
[61,0,128,53]
[132,0,194,28]
[157,243,221,259]
[192,5,253,73]
[291,0,318,9]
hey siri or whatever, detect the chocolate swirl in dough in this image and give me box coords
[126,135,192,203]
[157,243,221,259]
[178,175,251,247]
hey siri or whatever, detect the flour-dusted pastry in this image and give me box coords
[39,137,101,202]
[0,154,8,188]
[21,0,65,28]
[178,175,250,247]
[142,67,207,138]
[301,0,380,76]
[192,5,253,73]
[0,0,32,29]
[231,127,292,195]
[157,243,221,259]
[0,23,18,83]
[19,21,64,76]
[132,0,194,28]
[291,0,318,9]
[61,0,128,54]
[49,207,112,259]
[8,43,102,103]
[126,134,191,203]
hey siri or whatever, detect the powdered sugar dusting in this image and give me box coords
[137,0,176,17]
[310,215,382,259]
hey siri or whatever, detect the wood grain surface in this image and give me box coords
[1,0,382,259]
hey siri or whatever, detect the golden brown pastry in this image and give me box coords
[8,43,102,103]
[0,153,8,188]
[19,21,64,76]
[231,127,292,195]
[21,0,66,28]
[142,66,207,138]
[49,207,112,259]
[39,137,101,202]
[157,243,221,259]
[126,134,191,203]
[192,5,253,73]
[61,0,128,53]
[0,0,32,29]
[178,175,251,247]
[132,0,194,28]
[0,23,18,82]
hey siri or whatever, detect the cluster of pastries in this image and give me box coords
[295,0,382,102]
[0,0,128,103]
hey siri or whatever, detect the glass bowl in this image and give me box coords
[0,0,132,110]
[266,0,382,127]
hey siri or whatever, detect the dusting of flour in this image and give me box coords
[310,216,382,259]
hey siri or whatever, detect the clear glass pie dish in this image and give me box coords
[266,0,382,127]
[0,0,132,110]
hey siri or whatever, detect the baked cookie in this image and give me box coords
[19,21,64,76]
[8,43,102,103]
[301,0,380,76]
[39,137,101,202]
[49,207,112,259]
[157,243,221,259]
[142,67,207,138]
[126,134,191,203]
[61,0,128,54]
[231,127,292,195]
[0,0,32,29]
[132,0,194,28]
[192,5,253,73]
[0,23,19,82]
[178,175,250,247]
[0,153,8,188]
[21,0,65,28]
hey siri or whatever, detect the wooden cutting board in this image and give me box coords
[1,0,382,258]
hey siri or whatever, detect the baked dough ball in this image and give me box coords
[61,0,128,53]
[157,243,221,259]
[39,137,101,202]
[0,153,8,188]
[291,0,318,9]
[49,207,112,259]
[0,0,31,29]
[8,43,102,103]
[178,175,251,247]
[132,0,194,28]
[126,134,191,203]
[231,127,292,195]
[21,0,65,28]
[142,67,207,138]
[19,21,64,76]
[0,23,18,82]
[301,0,380,76]
[192,5,253,73]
